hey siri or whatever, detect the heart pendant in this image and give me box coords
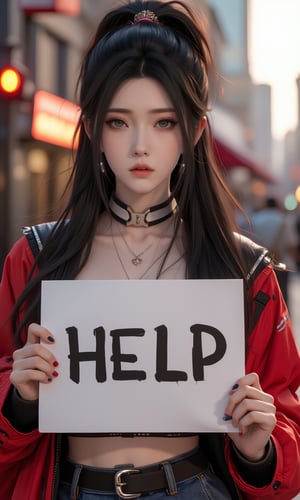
[132,256,142,265]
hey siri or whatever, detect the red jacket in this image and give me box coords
[0,236,299,499]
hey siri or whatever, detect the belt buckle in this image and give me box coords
[114,468,141,499]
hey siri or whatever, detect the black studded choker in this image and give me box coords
[109,193,177,227]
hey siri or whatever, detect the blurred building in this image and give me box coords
[206,0,273,159]
[249,84,272,166]
[283,76,300,198]
[206,0,250,121]
[206,0,274,206]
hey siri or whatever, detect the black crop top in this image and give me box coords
[67,432,198,437]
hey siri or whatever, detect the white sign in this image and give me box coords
[39,280,245,433]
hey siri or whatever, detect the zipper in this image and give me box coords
[51,433,62,500]
[246,248,269,284]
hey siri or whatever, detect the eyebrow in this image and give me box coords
[107,108,176,114]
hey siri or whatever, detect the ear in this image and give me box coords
[82,114,91,140]
[194,116,207,145]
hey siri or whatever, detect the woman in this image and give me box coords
[0,1,299,499]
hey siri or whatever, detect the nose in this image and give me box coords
[131,127,149,157]
[133,149,148,157]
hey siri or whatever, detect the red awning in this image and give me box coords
[212,138,275,183]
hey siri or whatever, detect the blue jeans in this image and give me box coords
[57,450,232,499]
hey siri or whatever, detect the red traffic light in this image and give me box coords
[0,66,24,98]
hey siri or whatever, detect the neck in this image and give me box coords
[109,192,177,228]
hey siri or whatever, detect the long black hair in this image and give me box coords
[12,0,248,344]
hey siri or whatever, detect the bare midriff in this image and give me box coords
[67,435,199,467]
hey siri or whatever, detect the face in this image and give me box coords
[101,77,183,207]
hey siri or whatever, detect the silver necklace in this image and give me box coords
[112,231,169,279]
[116,224,153,266]
[159,253,185,277]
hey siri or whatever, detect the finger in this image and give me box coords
[12,353,56,377]
[10,367,53,386]
[13,342,57,365]
[236,410,277,435]
[27,323,55,345]
[231,386,274,405]
[230,373,262,393]
[231,399,276,428]
[225,385,274,417]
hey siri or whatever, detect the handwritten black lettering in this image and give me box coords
[66,326,106,384]
[111,329,146,381]
[190,324,227,381]
[65,323,227,384]
[155,324,188,382]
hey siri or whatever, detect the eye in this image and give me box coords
[156,119,177,129]
[106,119,127,128]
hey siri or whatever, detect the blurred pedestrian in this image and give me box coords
[250,196,298,307]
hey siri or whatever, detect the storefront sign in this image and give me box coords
[32,90,80,149]
[20,0,80,15]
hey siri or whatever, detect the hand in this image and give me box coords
[224,372,276,461]
[10,323,58,401]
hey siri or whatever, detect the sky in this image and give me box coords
[248,0,300,140]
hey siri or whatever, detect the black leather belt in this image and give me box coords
[60,450,208,498]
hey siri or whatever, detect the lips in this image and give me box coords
[129,164,154,177]
[130,164,153,172]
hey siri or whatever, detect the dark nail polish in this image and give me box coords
[231,383,239,390]
[48,336,55,343]
[53,361,59,367]
[48,378,52,382]
[52,371,59,377]
[223,414,232,421]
